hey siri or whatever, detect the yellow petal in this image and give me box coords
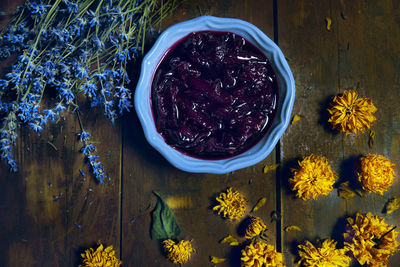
[210,256,227,264]
[338,181,357,199]
[251,197,267,212]
[219,235,240,246]
[325,17,332,31]
[284,225,302,232]
[355,189,364,197]
[263,164,279,174]
[368,130,375,149]
[385,197,400,214]
[291,114,301,125]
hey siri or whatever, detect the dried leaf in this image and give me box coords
[368,130,375,149]
[219,235,240,246]
[385,197,400,214]
[291,115,301,125]
[325,17,332,31]
[338,181,356,199]
[251,197,267,212]
[210,256,227,264]
[284,225,302,232]
[150,191,181,240]
[263,164,279,174]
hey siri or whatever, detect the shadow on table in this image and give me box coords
[279,157,302,197]
[122,33,174,172]
[318,95,340,136]
[122,110,172,171]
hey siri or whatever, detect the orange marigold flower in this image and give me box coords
[213,187,247,221]
[289,154,338,200]
[241,241,285,267]
[163,239,195,264]
[356,154,396,195]
[298,239,351,267]
[344,212,400,266]
[327,90,377,135]
[79,244,122,267]
[245,216,267,239]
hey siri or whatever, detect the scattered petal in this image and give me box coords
[74,222,82,229]
[325,17,332,31]
[220,235,240,246]
[368,130,375,149]
[338,181,357,199]
[263,164,279,174]
[355,189,364,197]
[385,197,400,214]
[291,114,302,125]
[251,197,267,212]
[284,225,302,232]
[210,256,226,264]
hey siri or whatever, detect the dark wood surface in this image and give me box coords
[0,0,399,266]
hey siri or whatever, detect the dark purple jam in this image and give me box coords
[151,31,279,158]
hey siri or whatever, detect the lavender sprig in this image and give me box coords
[78,130,106,185]
[0,0,181,179]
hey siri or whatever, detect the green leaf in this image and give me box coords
[150,191,181,240]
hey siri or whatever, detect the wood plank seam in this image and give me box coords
[273,0,284,254]
[120,119,125,261]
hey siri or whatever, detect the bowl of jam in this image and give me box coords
[135,16,295,174]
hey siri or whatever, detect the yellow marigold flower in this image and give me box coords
[357,154,396,195]
[344,212,400,266]
[298,239,351,267]
[163,239,195,264]
[79,244,122,267]
[289,154,337,200]
[213,187,247,221]
[327,90,377,135]
[245,216,267,239]
[241,241,285,267]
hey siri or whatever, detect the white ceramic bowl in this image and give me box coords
[135,16,295,174]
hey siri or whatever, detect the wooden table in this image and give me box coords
[1,0,399,266]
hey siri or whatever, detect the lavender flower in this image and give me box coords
[78,131,107,184]
[0,0,181,179]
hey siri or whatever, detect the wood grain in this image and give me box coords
[1,0,400,266]
[278,0,400,266]
[336,1,400,265]
[0,2,122,266]
[121,0,277,266]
